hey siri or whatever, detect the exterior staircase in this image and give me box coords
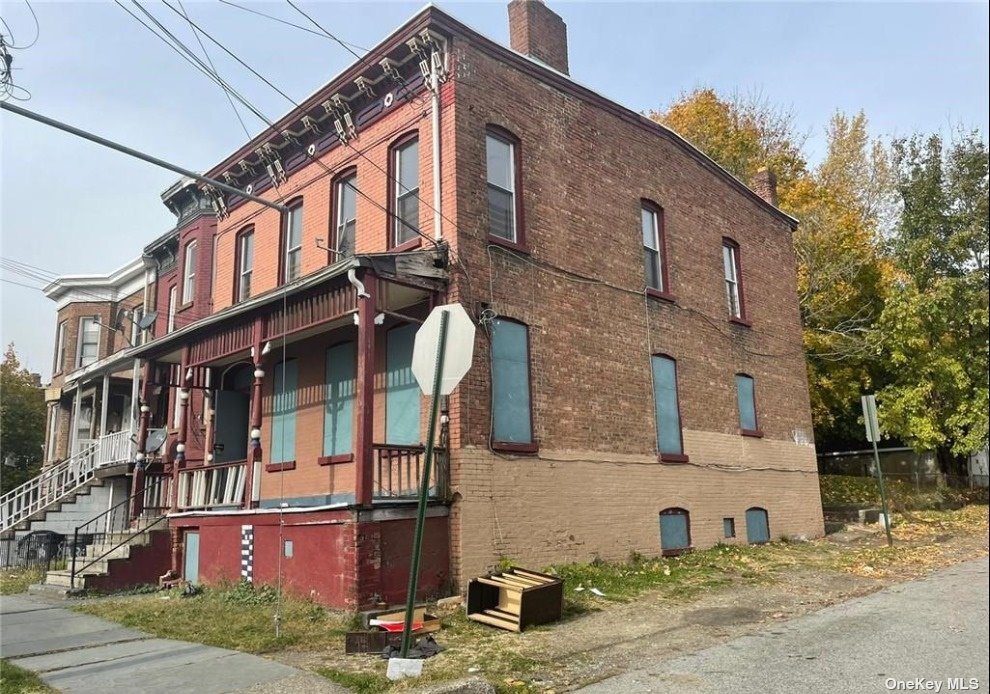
[41,521,172,593]
[1,431,138,537]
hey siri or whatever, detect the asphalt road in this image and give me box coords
[580,556,990,694]
[0,594,343,694]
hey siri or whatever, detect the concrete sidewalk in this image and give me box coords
[0,594,343,694]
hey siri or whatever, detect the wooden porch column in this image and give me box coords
[245,317,265,510]
[172,348,191,514]
[70,384,83,456]
[99,372,110,437]
[355,269,377,508]
[130,360,154,521]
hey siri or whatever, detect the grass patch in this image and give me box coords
[819,474,987,508]
[73,582,357,654]
[0,568,44,596]
[0,660,57,694]
[316,667,391,694]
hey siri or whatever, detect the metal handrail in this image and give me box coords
[70,514,168,589]
[69,475,168,589]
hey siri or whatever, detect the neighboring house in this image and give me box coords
[15,0,823,605]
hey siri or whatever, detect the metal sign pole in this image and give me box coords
[862,395,893,547]
[399,310,450,658]
[871,436,894,547]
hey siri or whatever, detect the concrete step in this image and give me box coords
[45,561,110,588]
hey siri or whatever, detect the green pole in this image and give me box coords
[399,310,450,658]
[871,437,894,547]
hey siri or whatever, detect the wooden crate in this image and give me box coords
[466,567,564,632]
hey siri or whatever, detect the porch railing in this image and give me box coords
[373,444,448,500]
[95,430,134,467]
[0,442,99,535]
[176,460,247,510]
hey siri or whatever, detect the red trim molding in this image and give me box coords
[659,452,690,464]
[318,453,355,466]
[729,317,752,328]
[491,441,539,455]
[740,429,764,438]
[646,288,677,304]
[265,460,296,472]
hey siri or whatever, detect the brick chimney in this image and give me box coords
[751,168,779,207]
[508,0,569,75]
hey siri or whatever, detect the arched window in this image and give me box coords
[490,318,535,451]
[282,198,304,283]
[722,237,748,322]
[659,507,691,555]
[651,354,686,462]
[641,200,670,296]
[389,133,420,249]
[486,125,525,247]
[182,239,198,304]
[735,373,761,436]
[234,226,254,303]
[745,507,770,544]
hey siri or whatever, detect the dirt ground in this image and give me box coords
[273,508,990,693]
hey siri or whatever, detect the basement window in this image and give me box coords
[659,508,691,556]
[723,517,736,539]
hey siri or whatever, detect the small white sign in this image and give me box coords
[412,303,476,396]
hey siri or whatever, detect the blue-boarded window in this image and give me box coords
[659,508,691,554]
[270,360,297,464]
[491,319,533,445]
[324,342,356,457]
[386,324,420,445]
[736,374,758,432]
[651,355,683,456]
[746,507,770,544]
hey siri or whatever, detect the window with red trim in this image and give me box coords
[722,238,746,320]
[642,201,669,294]
[234,226,254,303]
[486,128,523,245]
[333,170,357,257]
[282,200,304,284]
[391,136,420,248]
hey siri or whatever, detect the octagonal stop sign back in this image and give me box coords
[411,302,477,395]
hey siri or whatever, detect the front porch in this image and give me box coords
[126,251,453,605]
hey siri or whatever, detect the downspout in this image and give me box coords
[430,55,442,242]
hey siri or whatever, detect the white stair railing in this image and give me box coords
[0,442,99,534]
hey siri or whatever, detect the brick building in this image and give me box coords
[22,0,822,604]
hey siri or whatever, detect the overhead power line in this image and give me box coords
[0,101,287,212]
[217,0,367,52]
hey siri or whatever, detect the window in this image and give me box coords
[182,240,197,304]
[723,517,736,539]
[283,202,304,283]
[735,373,760,435]
[334,172,357,258]
[746,507,770,544]
[53,320,67,374]
[270,360,298,464]
[236,228,254,303]
[323,342,356,460]
[386,324,420,444]
[491,318,534,448]
[723,239,746,320]
[642,202,668,293]
[167,286,178,333]
[651,355,685,460]
[486,129,520,243]
[392,136,420,247]
[659,508,691,555]
[77,317,100,368]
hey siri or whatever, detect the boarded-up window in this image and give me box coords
[324,342,356,456]
[659,508,690,554]
[491,319,533,445]
[736,374,758,432]
[270,360,298,464]
[386,324,420,445]
[651,355,683,456]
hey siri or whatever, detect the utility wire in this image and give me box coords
[217,0,367,52]
[175,0,250,138]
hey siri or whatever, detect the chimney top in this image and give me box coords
[751,168,779,208]
[508,0,569,75]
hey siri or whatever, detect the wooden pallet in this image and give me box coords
[466,567,564,632]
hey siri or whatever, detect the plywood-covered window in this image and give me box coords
[323,342,356,459]
[491,318,534,449]
[270,360,298,464]
[659,508,691,555]
[386,324,420,444]
[651,354,685,460]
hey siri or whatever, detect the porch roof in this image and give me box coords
[132,248,447,364]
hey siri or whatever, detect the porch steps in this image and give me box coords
[2,478,106,540]
[42,523,170,591]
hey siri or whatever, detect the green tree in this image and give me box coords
[874,132,989,476]
[0,344,47,493]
